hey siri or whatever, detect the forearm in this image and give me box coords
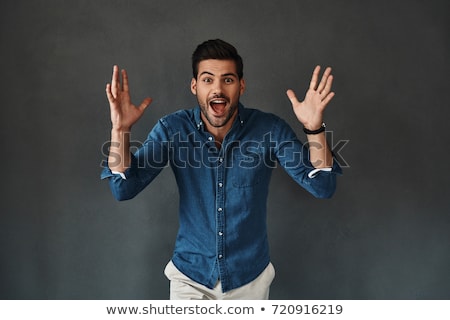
[306,132,333,168]
[108,128,131,173]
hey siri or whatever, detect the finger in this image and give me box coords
[137,97,153,112]
[122,69,129,92]
[286,89,300,105]
[320,74,333,97]
[309,65,321,90]
[111,65,120,98]
[317,67,332,93]
[105,83,115,103]
[321,92,335,108]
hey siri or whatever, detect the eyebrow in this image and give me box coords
[199,71,238,78]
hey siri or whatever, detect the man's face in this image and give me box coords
[191,59,245,129]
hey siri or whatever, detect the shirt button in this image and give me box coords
[218,232,223,236]
[218,158,223,163]
[217,208,223,212]
[218,254,223,259]
[218,182,223,188]
[208,136,213,141]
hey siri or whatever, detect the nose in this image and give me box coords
[211,81,223,95]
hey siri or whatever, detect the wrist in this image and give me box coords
[111,126,131,134]
[303,122,326,135]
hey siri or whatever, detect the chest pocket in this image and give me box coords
[231,152,264,188]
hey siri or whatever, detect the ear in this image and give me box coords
[190,78,197,95]
[239,78,246,95]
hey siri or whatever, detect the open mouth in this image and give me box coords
[209,98,228,116]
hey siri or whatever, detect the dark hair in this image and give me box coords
[192,39,244,79]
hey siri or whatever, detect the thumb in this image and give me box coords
[138,97,153,112]
[286,89,299,105]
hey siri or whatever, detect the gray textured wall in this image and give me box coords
[1,0,449,299]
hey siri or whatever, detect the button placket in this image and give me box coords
[216,148,226,267]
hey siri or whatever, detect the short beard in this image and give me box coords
[199,99,239,128]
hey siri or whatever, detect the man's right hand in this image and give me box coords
[105,65,152,131]
[105,65,152,173]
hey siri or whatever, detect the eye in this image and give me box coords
[224,78,234,84]
[202,77,212,83]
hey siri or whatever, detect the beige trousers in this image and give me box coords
[164,260,275,300]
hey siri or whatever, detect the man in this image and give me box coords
[101,39,342,299]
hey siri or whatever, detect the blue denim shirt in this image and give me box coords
[101,103,341,292]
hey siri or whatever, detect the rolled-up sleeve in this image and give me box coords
[100,120,170,201]
[274,118,342,199]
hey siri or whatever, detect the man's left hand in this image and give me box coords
[286,65,335,130]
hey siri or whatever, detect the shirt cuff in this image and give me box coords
[308,167,332,179]
[111,171,127,180]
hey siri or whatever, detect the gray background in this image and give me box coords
[1,0,449,299]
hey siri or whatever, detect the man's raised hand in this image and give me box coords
[286,65,335,131]
[106,65,152,131]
